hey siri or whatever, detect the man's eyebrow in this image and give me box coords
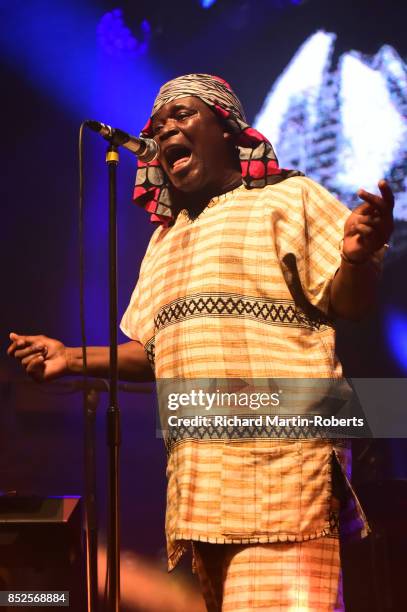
[152,103,194,124]
[171,103,191,110]
[165,103,193,115]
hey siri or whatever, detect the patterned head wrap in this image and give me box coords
[134,73,302,225]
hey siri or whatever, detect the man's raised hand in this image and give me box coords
[342,179,394,264]
[7,332,68,382]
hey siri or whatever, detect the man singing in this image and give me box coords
[9,74,394,611]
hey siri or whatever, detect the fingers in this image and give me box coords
[349,223,377,241]
[8,338,46,365]
[345,214,383,242]
[346,214,381,231]
[378,179,395,209]
[21,351,45,367]
[15,345,47,360]
[7,332,25,355]
[7,332,50,382]
[345,221,388,254]
[9,332,45,344]
[25,354,46,381]
[357,190,385,214]
[7,333,45,356]
[352,202,374,216]
[357,179,394,215]
[347,181,394,251]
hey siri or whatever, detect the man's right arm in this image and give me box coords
[7,332,155,382]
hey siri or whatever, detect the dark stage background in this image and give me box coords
[1,1,407,609]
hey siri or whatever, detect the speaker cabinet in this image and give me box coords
[0,496,86,611]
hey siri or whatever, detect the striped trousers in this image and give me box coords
[193,536,344,611]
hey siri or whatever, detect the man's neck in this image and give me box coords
[173,171,243,220]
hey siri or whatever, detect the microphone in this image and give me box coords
[85,120,159,162]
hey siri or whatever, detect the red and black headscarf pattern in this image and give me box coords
[134,73,303,225]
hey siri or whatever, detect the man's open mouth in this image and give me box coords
[165,145,192,171]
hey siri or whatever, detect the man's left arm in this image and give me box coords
[330,180,394,320]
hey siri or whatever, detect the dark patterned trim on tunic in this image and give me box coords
[164,418,333,454]
[154,292,330,333]
[328,510,340,537]
[144,337,155,370]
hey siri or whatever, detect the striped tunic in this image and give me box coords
[121,176,369,570]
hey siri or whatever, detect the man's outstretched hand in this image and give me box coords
[342,179,394,263]
[7,332,68,382]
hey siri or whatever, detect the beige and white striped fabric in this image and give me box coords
[192,536,343,611]
[121,177,349,379]
[120,176,369,572]
[151,73,247,122]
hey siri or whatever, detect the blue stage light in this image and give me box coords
[386,309,407,372]
[0,1,165,343]
[97,9,150,56]
[269,0,304,6]
[0,2,161,121]
[200,0,217,8]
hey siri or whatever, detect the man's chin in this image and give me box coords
[169,169,205,194]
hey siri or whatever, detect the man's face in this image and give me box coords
[151,96,234,194]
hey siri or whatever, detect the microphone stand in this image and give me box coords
[83,386,99,612]
[82,121,157,610]
[106,144,121,612]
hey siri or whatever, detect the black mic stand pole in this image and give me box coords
[84,385,99,612]
[105,143,121,612]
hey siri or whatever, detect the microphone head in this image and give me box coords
[85,119,100,131]
[85,120,112,139]
[138,138,160,163]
